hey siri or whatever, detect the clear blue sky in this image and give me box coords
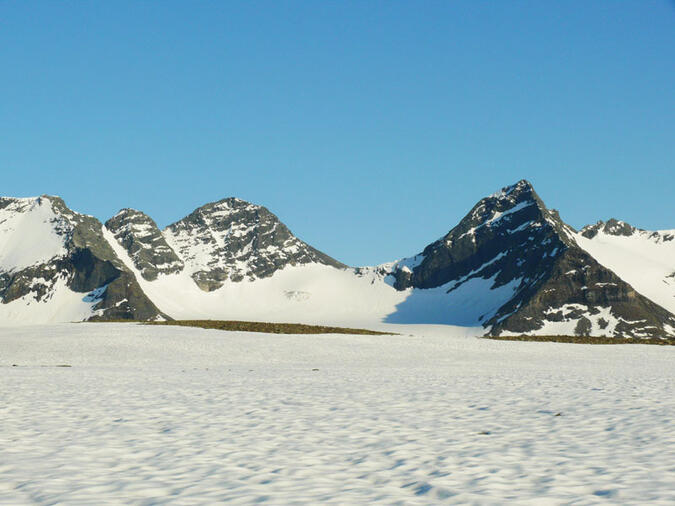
[2,1,674,265]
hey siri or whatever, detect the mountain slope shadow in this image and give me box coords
[383,274,517,326]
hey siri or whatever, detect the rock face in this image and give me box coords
[391,180,573,292]
[162,198,345,291]
[387,180,675,339]
[105,209,184,281]
[0,196,165,321]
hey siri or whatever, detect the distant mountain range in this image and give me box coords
[1,180,674,340]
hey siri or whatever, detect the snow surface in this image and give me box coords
[386,272,520,326]
[576,229,675,314]
[1,323,673,504]
[0,278,104,326]
[0,197,67,272]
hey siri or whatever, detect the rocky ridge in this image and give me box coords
[0,196,164,321]
[105,209,184,281]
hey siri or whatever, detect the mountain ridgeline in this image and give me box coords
[1,181,674,340]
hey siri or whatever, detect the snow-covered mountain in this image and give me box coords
[102,198,395,325]
[384,181,675,338]
[2,183,675,340]
[162,197,345,289]
[576,219,675,315]
[0,196,164,323]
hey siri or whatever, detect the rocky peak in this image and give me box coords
[105,208,184,281]
[442,179,577,250]
[391,180,573,292]
[164,197,345,291]
[581,219,637,239]
[383,180,675,338]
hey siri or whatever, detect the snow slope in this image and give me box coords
[576,228,675,314]
[0,197,67,272]
[0,197,107,325]
[1,323,673,504]
[384,271,522,326]
[0,278,103,325]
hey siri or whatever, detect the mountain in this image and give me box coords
[103,198,394,325]
[162,197,345,290]
[1,183,674,340]
[105,208,184,281]
[385,180,675,338]
[576,219,675,316]
[0,196,164,323]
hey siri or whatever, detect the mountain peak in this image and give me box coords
[489,179,535,200]
[105,209,184,281]
[196,196,256,213]
[163,197,344,290]
[580,219,637,239]
[390,179,567,291]
[111,207,144,219]
[384,180,675,338]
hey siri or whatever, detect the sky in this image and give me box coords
[1,1,674,266]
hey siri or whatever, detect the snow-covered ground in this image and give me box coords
[1,323,674,504]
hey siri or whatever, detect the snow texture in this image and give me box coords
[0,323,673,504]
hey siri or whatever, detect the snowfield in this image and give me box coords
[1,323,674,504]
[576,228,675,315]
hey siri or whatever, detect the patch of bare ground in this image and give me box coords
[95,319,395,335]
[486,335,675,345]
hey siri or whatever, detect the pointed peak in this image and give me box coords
[479,180,545,219]
[460,179,546,232]
[489,179,535,200]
